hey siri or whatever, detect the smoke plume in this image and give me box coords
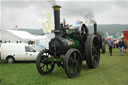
[48,0,56,6]
[57,1,96,25]
[84,11,96,25]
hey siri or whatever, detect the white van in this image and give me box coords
[1,43,39,64]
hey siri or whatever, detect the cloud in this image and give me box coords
[114,1,128,9]
[57,1,128,24]
[1,0,54,29]
[1,0,128,29]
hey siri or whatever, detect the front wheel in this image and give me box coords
[64,48,82,78]
[36,49,55,75]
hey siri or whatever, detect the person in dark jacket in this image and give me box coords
[108,37,114,56]
[119,38,125,56]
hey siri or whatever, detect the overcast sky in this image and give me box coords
[1,0,128,29]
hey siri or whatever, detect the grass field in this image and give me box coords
[0,48,128,85]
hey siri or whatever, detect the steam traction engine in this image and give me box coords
[36,5,100,78]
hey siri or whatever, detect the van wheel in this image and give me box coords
[7,57,15,64]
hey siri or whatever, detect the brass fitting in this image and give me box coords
[53,5,61,10]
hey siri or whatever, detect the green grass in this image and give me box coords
[0,48,128,85]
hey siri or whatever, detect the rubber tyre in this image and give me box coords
[7,57,15,64]
[84,35,100,68]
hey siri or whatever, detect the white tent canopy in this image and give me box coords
[8,30,38,40]
[1,30,41,43]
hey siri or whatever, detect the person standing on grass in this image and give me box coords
[124,37,127,53]
[126,40,128,52]
[119,38,125,56]
[108,37,114,56]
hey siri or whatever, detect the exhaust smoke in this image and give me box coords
[48,0,56,6]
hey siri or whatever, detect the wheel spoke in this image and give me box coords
[73,65,76,73]
[40,64,45,69]
[92,43,97,53]
[46,64,49,72]
[48,65,51,70]
[69,64,74,74]
[93,59,97,65]
[92,42,99,65]
[69,57,74,63]
[73,52,77,60]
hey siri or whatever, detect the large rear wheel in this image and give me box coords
[102,42,106,54]
[64,48,82,78]
[84,35,100,68]
[36,49,55,75]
